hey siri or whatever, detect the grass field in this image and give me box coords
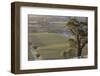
[28,32,79,60]
[29,32,68,46]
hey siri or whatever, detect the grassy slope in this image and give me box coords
[29,32,70,59]
[29,32,68,46]
[28,32,87,60]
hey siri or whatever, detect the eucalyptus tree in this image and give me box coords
[66,18,88,58]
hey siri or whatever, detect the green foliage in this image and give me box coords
[67,18,87,37]
[67,38,76,48]
[67,49,77,58]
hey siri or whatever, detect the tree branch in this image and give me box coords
[81,40,87,49]
[70,29,76,35]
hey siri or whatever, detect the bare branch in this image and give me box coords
[81,40,87,49]
[70,29,76,35]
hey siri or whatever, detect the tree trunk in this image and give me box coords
[77,35,82,58]
[77,48,82,58]
[77,40,87,58]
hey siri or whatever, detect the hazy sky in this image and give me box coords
[28,14,88,24]
[28,14,88,33]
